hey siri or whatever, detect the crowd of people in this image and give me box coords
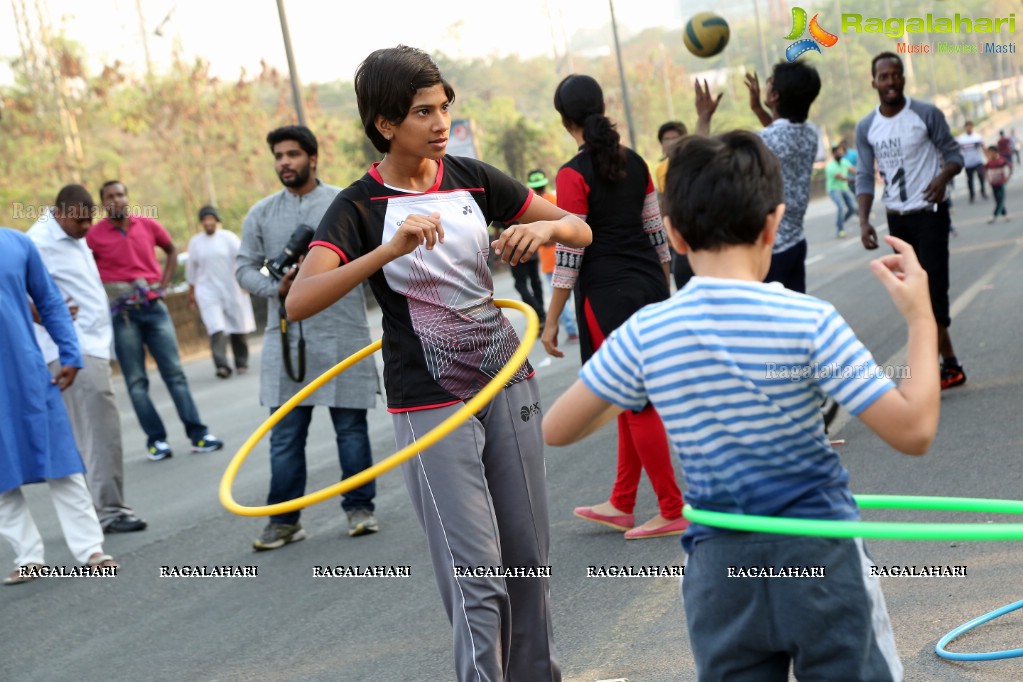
[2,40,1014,681]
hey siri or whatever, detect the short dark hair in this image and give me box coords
[871,51,903,77]
[770,61,820,123]
[99,180,125,201]
[354,45,455,154]
[54,184,95,216]
[266,125,318,157]
[663,131,783,252]
[831,145,843,154]
[988,145,999,153]
[657,120,687,142]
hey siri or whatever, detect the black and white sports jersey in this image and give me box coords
[312,156,535,411]
[855,97,963,212]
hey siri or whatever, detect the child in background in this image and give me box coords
[985,144,1012,224]
[544,131,940,681]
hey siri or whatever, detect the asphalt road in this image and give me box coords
[4,151,1023,682]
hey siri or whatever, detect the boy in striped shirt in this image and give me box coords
[544,131,940,681]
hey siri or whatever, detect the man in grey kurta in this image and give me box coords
[236,125,380,549]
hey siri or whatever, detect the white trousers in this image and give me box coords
[0,474,105,566]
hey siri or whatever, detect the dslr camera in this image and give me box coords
[265,224,315,281]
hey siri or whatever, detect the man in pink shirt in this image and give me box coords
[86,180,222,461]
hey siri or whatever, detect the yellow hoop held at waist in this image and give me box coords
[219,298,539,517]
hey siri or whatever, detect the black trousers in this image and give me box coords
[510,258,546,321]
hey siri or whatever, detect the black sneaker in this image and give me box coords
[821,396,840,434]
[104,514,148,533]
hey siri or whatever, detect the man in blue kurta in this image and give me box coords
[0,226,116,585]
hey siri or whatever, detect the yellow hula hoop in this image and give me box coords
[219,298,539,517]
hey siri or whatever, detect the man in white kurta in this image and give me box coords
[186,206,255,378]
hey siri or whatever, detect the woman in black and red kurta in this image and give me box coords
[542,74,687,540]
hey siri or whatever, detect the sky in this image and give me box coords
[1,0,697,86]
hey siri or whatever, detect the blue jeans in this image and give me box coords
[828,189,857,233]
[112,300,207,444]
[267,405,375,525]
[543,273,578,336]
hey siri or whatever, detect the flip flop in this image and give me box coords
[84,553,118,573]
[4,563,43,585]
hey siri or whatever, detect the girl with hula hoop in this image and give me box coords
[286,46,590,682]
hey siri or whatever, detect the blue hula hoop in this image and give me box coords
[935,599,1023,661]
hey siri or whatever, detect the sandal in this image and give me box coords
[4,563,43,585]
[84,553,118,573]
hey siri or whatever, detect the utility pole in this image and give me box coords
[133,0,154,80]
[24,0,84,182]
[276,0,307,127]
[660,43,675,121]
[752,0,769,79]
[608,0,636,148]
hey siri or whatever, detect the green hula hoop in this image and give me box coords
[682,495,1023,541]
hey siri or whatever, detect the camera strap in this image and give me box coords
[278,303,306,383]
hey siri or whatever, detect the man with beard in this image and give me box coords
[855,52,965,390]
[236,125,380,549]
[87,181,223,461]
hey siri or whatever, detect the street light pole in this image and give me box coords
[609,0,637,149]
[276,0,307,127]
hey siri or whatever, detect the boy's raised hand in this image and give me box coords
[694,79,723,135]
[869,236,931,321]
[743,72,763,111]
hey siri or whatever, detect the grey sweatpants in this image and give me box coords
[394,377,559,682]
[682,533,903,681]
[50,356,133,526]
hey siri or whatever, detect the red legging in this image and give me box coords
[584,298,683,520]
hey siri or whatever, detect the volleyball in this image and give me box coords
[684,12,730,58]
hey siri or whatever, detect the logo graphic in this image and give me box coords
[520,402,542,422]
[784,7,838,61]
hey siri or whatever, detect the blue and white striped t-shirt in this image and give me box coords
[580,277,895,553]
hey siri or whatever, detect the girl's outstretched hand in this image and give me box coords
[491,222,553,265]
